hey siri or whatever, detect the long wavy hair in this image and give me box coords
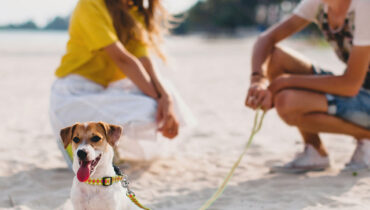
[105,0,172,61]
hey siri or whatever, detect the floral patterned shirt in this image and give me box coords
[293,0,370,89]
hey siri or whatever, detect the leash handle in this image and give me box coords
[199,108,266,210]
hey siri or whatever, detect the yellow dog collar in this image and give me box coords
[85,175,123,186]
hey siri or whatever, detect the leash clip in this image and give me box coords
[120,173,150,210]
[122,175,130,187]
[121,174,135,196]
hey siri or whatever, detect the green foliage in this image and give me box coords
[0,16,69,31]
[0,21,38,30]
[0,0,305,34]
[44,17,70,30]
[173,0,302,34]
[174,0,260,34]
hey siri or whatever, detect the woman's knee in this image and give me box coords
[266,46,287,81]
[274,90,302,126]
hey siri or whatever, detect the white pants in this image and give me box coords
[49,75,195,166]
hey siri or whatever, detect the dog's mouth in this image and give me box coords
[76,154,102,182]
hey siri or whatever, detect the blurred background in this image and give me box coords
[0,0,311,35]
[1,1,356,210]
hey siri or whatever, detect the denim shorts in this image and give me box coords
[313,66,370,129]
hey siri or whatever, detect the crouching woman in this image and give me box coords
[50,0,194,166]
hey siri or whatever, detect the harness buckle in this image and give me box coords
[102,176,113,186]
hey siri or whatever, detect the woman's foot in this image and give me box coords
[270,144,330,174]
[343,139,370,172]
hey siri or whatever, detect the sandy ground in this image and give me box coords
[0,31,369,210]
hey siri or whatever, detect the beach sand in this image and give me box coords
[0,32,369,210]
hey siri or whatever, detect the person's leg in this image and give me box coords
[265,46,326,155]
[265,46,315,80]
[274,89,370,139]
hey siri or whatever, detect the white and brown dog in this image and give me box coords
[60,122,139,210]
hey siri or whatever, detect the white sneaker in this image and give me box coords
[270,145,330,174]
[343,139,370,172]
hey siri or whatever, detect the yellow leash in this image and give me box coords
[199,108,266,210]
[127,193,151,210]
[121,174,152,210]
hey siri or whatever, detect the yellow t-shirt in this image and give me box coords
[55,0,149,86]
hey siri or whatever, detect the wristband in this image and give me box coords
[251,72,265,77]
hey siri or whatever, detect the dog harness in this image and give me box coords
[84,174,151,210]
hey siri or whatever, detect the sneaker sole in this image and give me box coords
[342,164,370,173]
[270,165,329,174]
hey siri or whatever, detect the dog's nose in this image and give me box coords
[77,150,87,160]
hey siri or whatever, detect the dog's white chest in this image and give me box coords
[71,179,132,210]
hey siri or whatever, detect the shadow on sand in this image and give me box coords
[0,165,366,210]
[0,167,73,210]
[0,161,154,210]
[150,170,368,210]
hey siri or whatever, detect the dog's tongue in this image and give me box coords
[77,161,91,182]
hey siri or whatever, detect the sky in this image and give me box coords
[0,0,198,27]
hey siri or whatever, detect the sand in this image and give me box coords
[1,31,369,210]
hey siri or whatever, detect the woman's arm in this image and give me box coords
[138,56,170,99]
[246,15,310,110]
[269,46,370,97]
[104,42,159,98]
[104,43,179,139]
[138,56,179,139]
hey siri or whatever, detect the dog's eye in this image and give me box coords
[91,136,101,142]
[73,137,80,143]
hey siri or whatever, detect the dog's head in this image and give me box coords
[60,122,122,182]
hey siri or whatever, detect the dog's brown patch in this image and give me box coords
[97,122,123,147]
[60,122,123,151]
[60,123,79,149]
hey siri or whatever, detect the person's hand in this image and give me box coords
[156,95,179,139]
[268,74,290,95]
[245,81,273,111]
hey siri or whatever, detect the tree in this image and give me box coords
[44,16,69,30]
[0,20,38,30]
[173,0,301,34]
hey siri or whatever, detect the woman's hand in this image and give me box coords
[134,57,180,139]
[245,81,273,111]
[156,95,179,139]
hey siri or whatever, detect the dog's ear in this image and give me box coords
[98,122,123,147]
[60,124,77,149]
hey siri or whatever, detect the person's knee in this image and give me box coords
[275,90,301,126]
[266,46,286,81]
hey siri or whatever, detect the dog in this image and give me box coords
[60,122,139,210]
